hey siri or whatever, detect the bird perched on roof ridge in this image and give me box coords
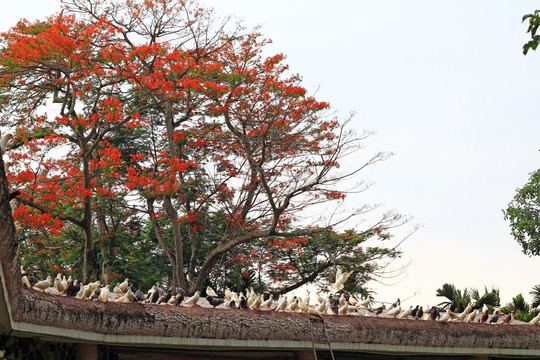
[98,285,110,302]
[274,295,287,312]
[34,275,52,291]
[206,286,218,298]
[480,309,489,323]
[260,294,273,310]
[464,302,472,314]
[387,305,401,318]
[528,312,540,325]
[466,308,478,323]
[118,278,129,293]
[500,312,513,325]
[397,305,413,319]
[183,291,200,307]
[390,298,401,309]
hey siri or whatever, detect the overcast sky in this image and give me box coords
[1,1,539,308]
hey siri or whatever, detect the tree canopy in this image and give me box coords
[0,0,408,296]
[503,169,540,256]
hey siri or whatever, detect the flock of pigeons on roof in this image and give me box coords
[20,268,540,326]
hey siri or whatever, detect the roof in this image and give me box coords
[0,159,539,358]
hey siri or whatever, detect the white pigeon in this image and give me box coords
[250,294,263,310]
[358,298,371,307]
[316,300,327,314]
[349,294,358,307]
[288,298,299,312]
[183,291,200,306]
[464,302,472,314]
[316,292,325,304]
[98,285,110,302]
[528,313,540,325]
[339,293,347,307]
[387,305,401,318]
[439,309,452,322]
[338,303,350,315]
[34,275,52,291]
[260,295,273,310]
[397,305,413,319]
[331,267,352,291]
[224,288,233,300]
[118,278,129,293]
[274,295,288,312]
[206,286,218,297]
[467,308,478,323]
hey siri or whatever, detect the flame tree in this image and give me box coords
[0,0,408,294]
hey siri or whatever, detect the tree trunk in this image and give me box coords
[82,143,96,283]
[96,197,111,284]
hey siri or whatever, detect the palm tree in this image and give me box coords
[530,284,540,309]
[505,293,530,314]
[436,283,471,312]
[469,286,500,311]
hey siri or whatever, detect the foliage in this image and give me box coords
[503,169,540,256]
[531,284,540,309]
[436,283,499,312]
[0,0,408,295]
[523,10,540,55]
[436,283,471,312]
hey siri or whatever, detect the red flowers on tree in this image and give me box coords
[0,0,407,295]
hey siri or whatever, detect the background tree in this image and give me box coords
[503,169,540,256]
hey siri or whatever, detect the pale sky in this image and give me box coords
[1,1,539,309]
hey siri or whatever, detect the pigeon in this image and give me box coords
[90,285,102,300]
[169,289,185,306]
[467,309,478,323]
[387,305,401,318]
[183,291,201,307]
[480,309,489,323]
[65,279,80,297]
[528,312,540,325]
[157,289,172,304]
[274,295,287,312]
[149,285,161,303]
[397,305,413,319]
[316,300,328,314]
[429,306,440,320]
[0,133,12,155]
[439,309,452,322]
[34,275,52,291]
[411,305,419,318]
[239,296,249,310]
[464,302,472,314]
[21,275,33,288]
[98,285,110,302]
[369,305,385,317]
[288,297,299,312]
[358,298,371,308]
[260,295,274,310]
[500,312,513,325]
[134,285,145,302]
[348,294,358,306]
[331,267,353,291]
[206,286,218,297]
[118,278,129,293]
[390,298,401,309]
[489,313,500,324]
[54,274,66,294]
[206,295,225,308]
[415,306,423,320]
[250,294,263,310]
[228,300,238,309]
